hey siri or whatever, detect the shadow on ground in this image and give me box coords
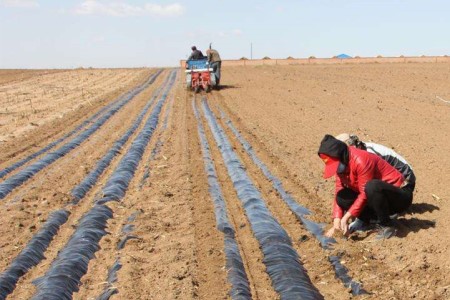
[215,85,239,90]
[407,203,440,214]
[395,217,436,238]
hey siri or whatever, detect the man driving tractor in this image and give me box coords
[187,46,204,60]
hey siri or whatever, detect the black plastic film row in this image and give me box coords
[0,210,70,300]
[1,103,109,180]
[71,71,173,202]
[219,108,367,295]
[0,70,163,200]
[0,70,162,180]
[0,71,168,299]
[96,212,140,300]
[31,205,113,300]
[193,100,251,299]
[0,71,170,300]
[30,70,177,299]
[202,99,323,300]
[98,71,176,204]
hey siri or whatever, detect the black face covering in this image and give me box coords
[337,162,347,174]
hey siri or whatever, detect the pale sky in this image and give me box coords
[1,0,449,68]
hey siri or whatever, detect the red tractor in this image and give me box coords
[185,58,216,93]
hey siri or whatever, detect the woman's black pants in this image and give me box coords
[336,180,413,225]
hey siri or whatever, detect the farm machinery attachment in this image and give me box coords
[185,58,217,93]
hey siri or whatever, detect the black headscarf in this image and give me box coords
[318,134,349,164]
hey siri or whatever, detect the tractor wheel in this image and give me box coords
[205,85,212,93]
[194,85,201,94]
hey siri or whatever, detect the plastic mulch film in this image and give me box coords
[96,211,140,300]
[161,90,175,131]
[139,138,164,189]
[202,99,323,300]
[117,212,141,250]
[96,259,122,300]
[0,72,168,298]
[139,74,177,189]
[219,108,367,296]
[98,70,176,204]
[0,103,107,180]
[193,100,251,299]
[30,70,176,299]
[71,72,172,202]
[329,256,366,295]
[31,205,113,300]
[0,70,163,200]
[0,210,70,299]
[0,72,171,299]
[0,70,162,180]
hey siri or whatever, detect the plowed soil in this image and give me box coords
[0,63,449,300]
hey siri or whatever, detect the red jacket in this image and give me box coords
[332,147,405,218]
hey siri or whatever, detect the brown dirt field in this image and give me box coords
[0,63,449,300]
[0,69,67,86]
[214,63,450,299]
[0,68,150,144]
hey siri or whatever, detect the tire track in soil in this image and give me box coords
[2,70,169,299]
[206,97,353,299]
[112,74,201,299]
[193,96,279,300]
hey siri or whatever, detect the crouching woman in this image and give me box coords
[318,134,413,239]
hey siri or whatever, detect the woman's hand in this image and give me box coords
[325,227,335,237]
[340,212,352,236]
[326,218,341,237]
